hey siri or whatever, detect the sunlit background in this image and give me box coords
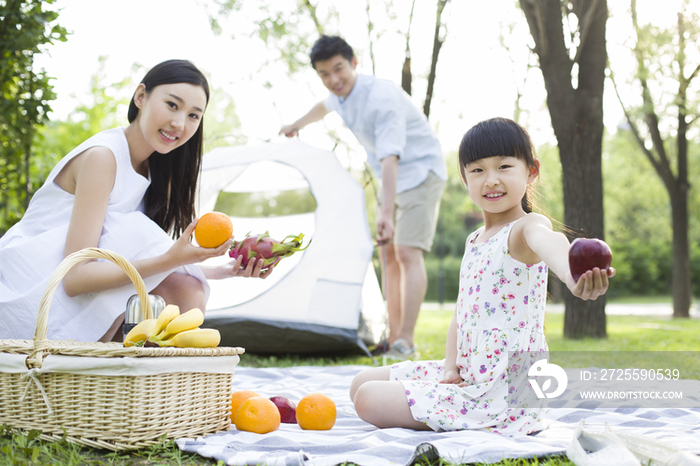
[33,0,696,170]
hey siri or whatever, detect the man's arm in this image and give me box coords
[376,155,398,244]
[279,101,330,137]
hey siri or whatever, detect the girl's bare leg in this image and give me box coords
[350,366,391,401]
[350,365,430,430]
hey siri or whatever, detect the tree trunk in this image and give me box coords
[670,189,691,317]
[303,0,323,34]
[423,0,449,118]
[521,0,608,338]
[560,89,607,338]
[402,55,412,96]
[401,0,416,96]
[671,99,690,318]
[365,0,376,75]
[24,139,31,209]
[671,11,692,318]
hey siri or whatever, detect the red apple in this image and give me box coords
[569,237,612,282]
[270,396,297,424]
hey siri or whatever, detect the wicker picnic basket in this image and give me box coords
[0,248,244,451]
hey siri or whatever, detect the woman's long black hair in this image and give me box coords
[127,59,209,239]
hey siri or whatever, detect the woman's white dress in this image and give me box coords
[0,128,209,341]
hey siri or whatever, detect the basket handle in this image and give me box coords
[34,248,152,342]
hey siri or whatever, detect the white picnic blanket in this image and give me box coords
[176,365,700,466]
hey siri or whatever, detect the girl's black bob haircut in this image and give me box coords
[458,117,536,168]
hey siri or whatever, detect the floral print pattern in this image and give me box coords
[390,221,548,436]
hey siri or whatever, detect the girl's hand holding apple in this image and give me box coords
[567,238,615,301]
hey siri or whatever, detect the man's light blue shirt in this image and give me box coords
[324,73,447,193]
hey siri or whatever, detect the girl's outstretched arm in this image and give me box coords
[513,214,615,301]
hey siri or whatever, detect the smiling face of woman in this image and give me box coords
[132,82,207,156]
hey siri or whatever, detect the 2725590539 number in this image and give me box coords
[599,368,680,381]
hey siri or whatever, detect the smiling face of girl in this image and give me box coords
[458,118,542,223]
[132,82,207,157]
[462,155,538,219]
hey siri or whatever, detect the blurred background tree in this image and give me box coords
[603,128,700,302]
[32,57,131,180]
[0,0,67,235]
[610,0,699,317]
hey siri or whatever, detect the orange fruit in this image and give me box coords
[194,212,233,248]
[295,393,336,430]
[234,396,281,434]
[230,390,261,423]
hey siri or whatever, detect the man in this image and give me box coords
[280,35,446,359]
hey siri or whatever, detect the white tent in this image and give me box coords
[197,139,386,354]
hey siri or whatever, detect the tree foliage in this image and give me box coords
[204,0,333,75]
[33,57,131,169]
[603,128,700,299]
[610,0,699,317]
[203,85,243,150]
[0,0,67,235]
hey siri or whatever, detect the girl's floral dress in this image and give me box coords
[390,220,549,436]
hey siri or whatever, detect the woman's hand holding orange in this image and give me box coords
[169,219,232,266]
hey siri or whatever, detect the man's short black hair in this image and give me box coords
[309,35,354,69]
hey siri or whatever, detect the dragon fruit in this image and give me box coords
[229,231,310,270]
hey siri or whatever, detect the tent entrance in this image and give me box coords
[197,141,386,354]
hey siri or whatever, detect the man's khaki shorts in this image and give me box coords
[385,171,446,252]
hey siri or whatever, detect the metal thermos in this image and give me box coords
[122,294,166,339]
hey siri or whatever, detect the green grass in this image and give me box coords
[545,312,700,378]
[2,306,699,466]
[0,428,215,465]
[607,295,675,304]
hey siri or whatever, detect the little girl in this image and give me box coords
[0,60,271,343]
[350,117,615,436]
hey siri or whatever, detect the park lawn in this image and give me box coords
[544,312,700,378]
[2,307,698,466]
[241,309,700,376]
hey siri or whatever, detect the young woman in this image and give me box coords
[0,59,271,343]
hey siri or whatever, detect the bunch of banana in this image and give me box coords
[123,305,221,348]
[123,319,157,347]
